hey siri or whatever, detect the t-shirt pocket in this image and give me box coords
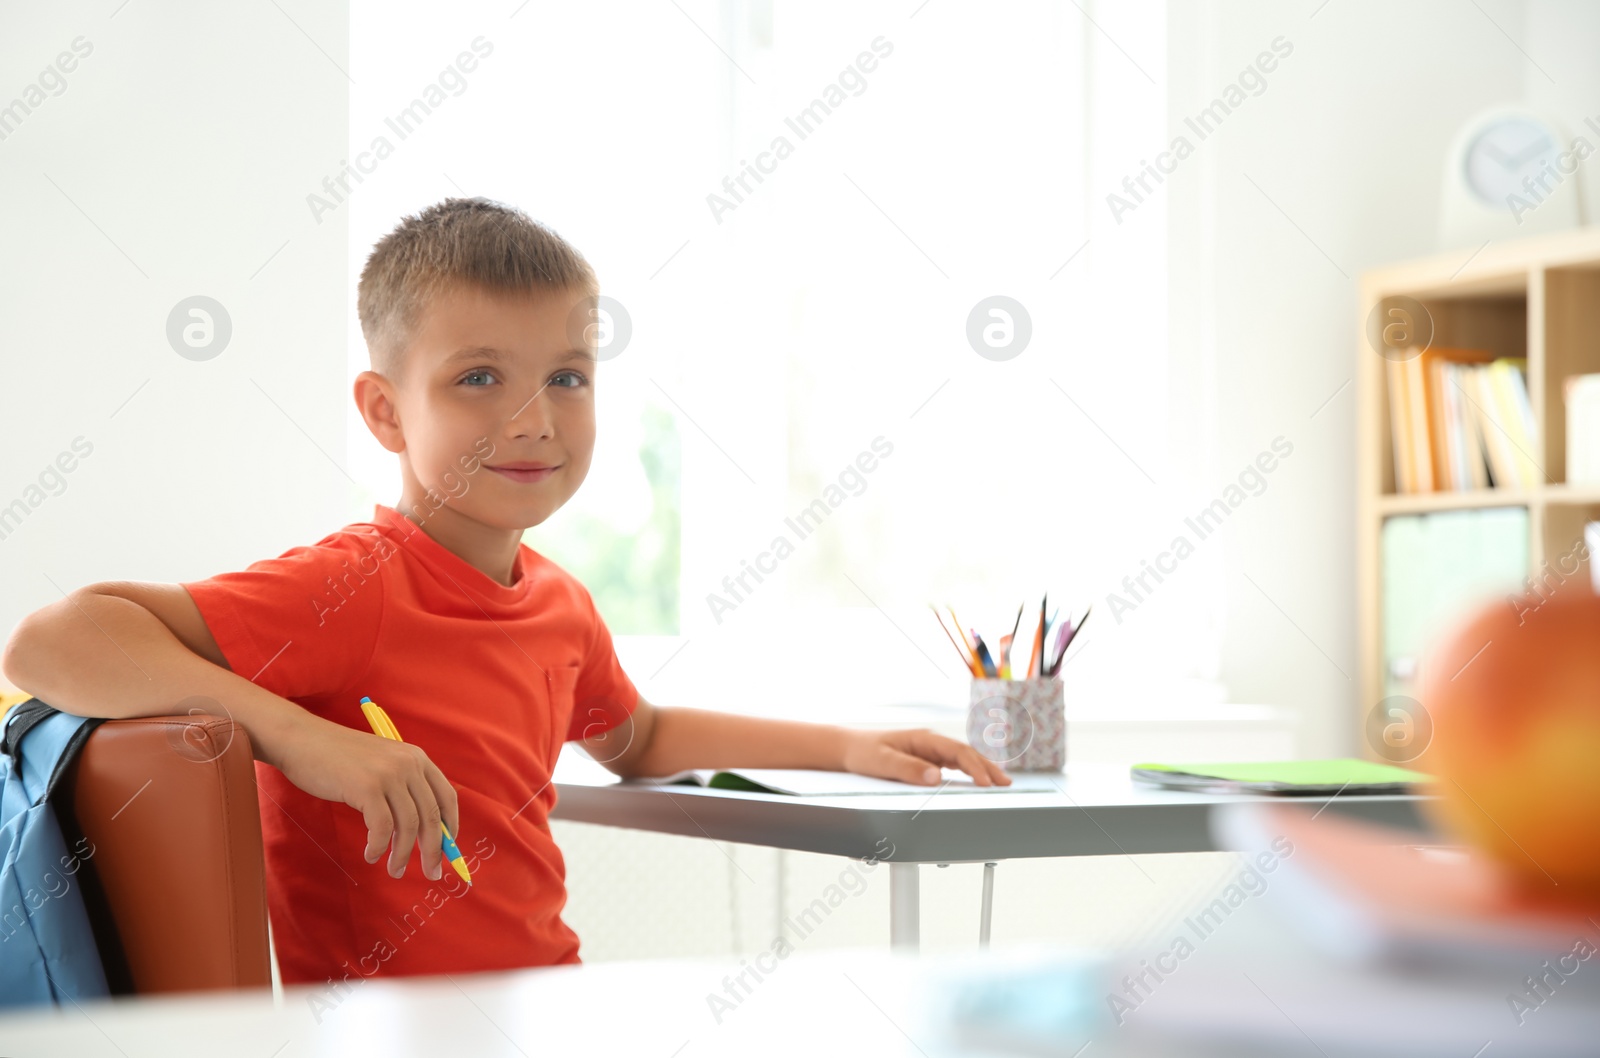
[544,662,582,768]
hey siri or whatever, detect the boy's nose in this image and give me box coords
[505,385,555,439]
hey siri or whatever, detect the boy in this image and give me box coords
[1,198,1007,985]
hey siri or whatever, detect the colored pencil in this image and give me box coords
[359,696,472,886]
[940,605,979,672]
[931,605,980,676]
[1026,593,1046,679]
[972,631,999,678]
[1049,604,1092,676]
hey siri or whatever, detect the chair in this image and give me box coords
[53,714,271,994]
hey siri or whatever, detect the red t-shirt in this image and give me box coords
[181,504,637,985]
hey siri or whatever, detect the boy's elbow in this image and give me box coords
[583,731,655,779]
[612,758,658,781]
[2,606,52,696]
[3,585,107,698]
[0,628,22,689]
[590,743,645,779]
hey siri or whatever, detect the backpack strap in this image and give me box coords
[2,697,50,759]
[3,699,105,804]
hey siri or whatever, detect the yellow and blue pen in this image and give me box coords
[359,696,472,886]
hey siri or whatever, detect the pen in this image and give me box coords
[1046,614,1071,677]
[1002,604,1022,679]
[932,605,981,676]
[1026,593,1046,678]
[971,631,999,678]
[359,696,472,886]
[939,596,1082,682]
[948,605,985,677]
[1049,604,1092,676]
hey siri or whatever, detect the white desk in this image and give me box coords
[3,929,1592,1057]
[551,756,1430,950]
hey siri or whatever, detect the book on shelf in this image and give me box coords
[1385,349,1537,494]
[1385,357,1420,493]
[1567,373,1600,485]
[1440,360,1489,490]
[1381,507,1529,695]
[1492,357,1541,487]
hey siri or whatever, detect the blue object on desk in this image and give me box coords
[920,949,1111,1051]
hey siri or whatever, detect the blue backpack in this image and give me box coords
[0,700,110,1007]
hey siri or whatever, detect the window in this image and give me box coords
[349,1,1209,717]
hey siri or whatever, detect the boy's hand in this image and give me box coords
[273,712,461,881]
[839,728,1012,787]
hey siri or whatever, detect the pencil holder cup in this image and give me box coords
[967,676,1065,772]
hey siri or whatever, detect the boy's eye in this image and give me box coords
[460,369,497,386]
[552,370,589,389]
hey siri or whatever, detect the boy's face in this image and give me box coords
[367,282,597,533]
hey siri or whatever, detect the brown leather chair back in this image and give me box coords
[55,715,271,994]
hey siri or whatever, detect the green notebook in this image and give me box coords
[1130,759,1428,796]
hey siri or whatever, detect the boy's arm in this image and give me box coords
[581,695,1010,786]
[2,582,459,881]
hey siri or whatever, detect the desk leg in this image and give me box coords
[889,862,919,951]
[978,862,996,948]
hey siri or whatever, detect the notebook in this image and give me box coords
[1213,799,1595,967]
[630,767,1064,796]
[1130,759,1428,795]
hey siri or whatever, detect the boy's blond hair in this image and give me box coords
[357,197,598,378]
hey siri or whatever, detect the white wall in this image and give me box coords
[1525,0,1600,215]
[0,2,350,634]
[1164,0,1580,757]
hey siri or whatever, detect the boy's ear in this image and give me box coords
[353,370,406,454]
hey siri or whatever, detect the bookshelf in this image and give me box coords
[1357,227,1600,741]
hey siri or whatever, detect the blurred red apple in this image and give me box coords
[1416,587,1600,901]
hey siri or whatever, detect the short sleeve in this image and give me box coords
[565,588,638,742]
[181,531,387,706]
